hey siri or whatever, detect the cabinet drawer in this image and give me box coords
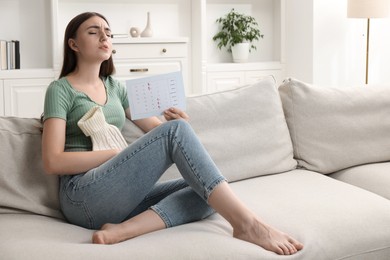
[112,43,187,60]
[113,62,182,83]
[0,81,4,116]
[115,62,181,76]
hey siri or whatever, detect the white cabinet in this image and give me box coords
[4,79,51,118]
[111,38,190,94]
[0,0,286,111]
[51,0,285,94]
[0,0,52,70]
[0,70,54,118]
[206,62,284,93]
[0,0,54,118]
[192,0,285,93]
[51,0,192,72]
[0,81,4,116]
[207,71,245,93]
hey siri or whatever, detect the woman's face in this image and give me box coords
[70,15,112,63]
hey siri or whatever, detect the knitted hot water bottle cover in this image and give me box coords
[77,106,128,151]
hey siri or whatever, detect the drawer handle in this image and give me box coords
[162,48,167,53]
[112,49,117,54]
[130,68,149,72]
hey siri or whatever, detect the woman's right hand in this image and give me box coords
[163,107,189,122]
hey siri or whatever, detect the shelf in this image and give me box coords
[207,61,283,72]
[55,0,191,38]
[52,0,192,71]
[2,0,285,96]
[112,37,189,44]
[0,0,52,69]
[0,69,54,80]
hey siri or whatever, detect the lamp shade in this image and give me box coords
[348,0,390,18]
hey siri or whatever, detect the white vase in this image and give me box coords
[231,42,250,63]
[141,12,153,37]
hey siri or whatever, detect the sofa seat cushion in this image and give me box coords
[124,77,297,182]
[0,77,295,218]
[279,78,390,174]
[0,117,63,219]
[330,162,390,200]
[1,170,390,260]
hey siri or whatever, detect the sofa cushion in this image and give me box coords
[1,170,390,259]
[330,162,390,200]
[123,77,297,182]
[0,117,63,219]
[279,78,390,174]
[0,77,295,219]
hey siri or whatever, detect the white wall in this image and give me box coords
[286,0,390,87]
[285,0,314,83]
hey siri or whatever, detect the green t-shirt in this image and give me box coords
[43,76,129,151]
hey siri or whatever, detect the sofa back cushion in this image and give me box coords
[0,117,63,219]
[279,78,390,174]
[0,77,296,217]
[124,77,297,182]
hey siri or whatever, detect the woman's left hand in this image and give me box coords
[164,107,189,122]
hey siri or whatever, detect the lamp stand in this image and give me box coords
[365,18,370,84]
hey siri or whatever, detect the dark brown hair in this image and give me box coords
[59,12,115,78]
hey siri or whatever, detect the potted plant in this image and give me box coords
[212,9,264,63]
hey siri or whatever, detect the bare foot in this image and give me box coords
[92,209,167,244]
[92,223,128,245]
[233,218,303,255]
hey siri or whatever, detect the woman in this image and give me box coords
[41,12,303,255]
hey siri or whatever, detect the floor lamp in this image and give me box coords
[347,0,389,84]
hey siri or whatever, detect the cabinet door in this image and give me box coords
[245,70,284,86]
[0,81,4,116]
[114,62,182,83]
[4,78,52,118]
[112,41,190,94]
[207,71,245,93]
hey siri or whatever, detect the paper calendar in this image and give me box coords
[126,71,186,120]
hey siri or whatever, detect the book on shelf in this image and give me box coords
[0,40,7,70]
[6,41,13,69]
[13,40,20,69]
[0,40,20,70]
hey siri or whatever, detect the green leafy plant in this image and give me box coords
[212,9,264,53]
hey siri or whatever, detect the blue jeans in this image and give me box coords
[59,120,227,230]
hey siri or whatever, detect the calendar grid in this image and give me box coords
[126,71,186,120]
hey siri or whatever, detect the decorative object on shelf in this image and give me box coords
[130,27,141,37]
[347,0,389,84]
[141,12,153,37]
[231,43,250,63]
[212,9,263,63]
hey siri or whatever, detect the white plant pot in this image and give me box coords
[231,42,250,63]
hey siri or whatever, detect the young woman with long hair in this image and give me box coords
[41,12,303,255]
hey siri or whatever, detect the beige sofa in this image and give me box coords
[1,77,390,259]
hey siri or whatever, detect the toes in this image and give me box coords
[272,243,285,255]
[279,243,290,255]
[289,237,304,251]
[280,242,299,255]
[287,243,298,254]
[275,237,303,255]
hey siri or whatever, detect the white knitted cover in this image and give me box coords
[77,106,128,151]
